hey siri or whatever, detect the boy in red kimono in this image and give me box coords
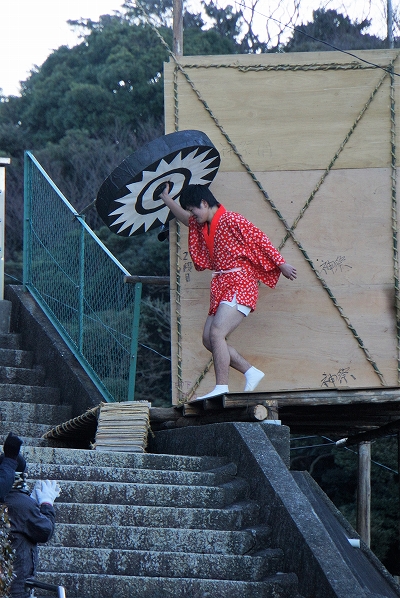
[160,184,297,399]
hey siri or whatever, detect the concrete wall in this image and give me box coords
[5,285,103,418]
[151,421,399,598]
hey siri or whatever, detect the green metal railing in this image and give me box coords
[23,151,142,403]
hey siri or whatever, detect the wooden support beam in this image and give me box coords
[357,441,371,547]
[124,275,170,286]
[149,407,182,422]
[151,404,272,430]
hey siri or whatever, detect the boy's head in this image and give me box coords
[179,184,219,210]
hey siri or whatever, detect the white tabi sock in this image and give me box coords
[193,385,229,401]
[244,367,265,392]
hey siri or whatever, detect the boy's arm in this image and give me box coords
[159,184,190,227]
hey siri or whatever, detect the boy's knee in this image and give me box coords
[209,322,224,344]
[202,334,212,351]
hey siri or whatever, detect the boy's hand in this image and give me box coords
[159,182,171,203]
[279,263,297,280]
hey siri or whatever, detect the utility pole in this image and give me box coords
[173,0,183,56]
[388,0,394,48]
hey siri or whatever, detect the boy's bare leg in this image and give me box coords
[195,305,265,399]
[203,307,251,383]
[194,307,249,400]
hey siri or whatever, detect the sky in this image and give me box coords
[0,0,391,97]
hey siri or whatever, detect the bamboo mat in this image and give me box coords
[94,401,151,453]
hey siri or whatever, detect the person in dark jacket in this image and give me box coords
[0,432,23,501]
[1,453,60,598]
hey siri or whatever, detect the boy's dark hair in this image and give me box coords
[179,184,220,210]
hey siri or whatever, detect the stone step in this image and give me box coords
[0,422,55,439]
[0,347,33,368]
[10,436,80,450]
[49,524,271,554]
[52,478,249,508]
[37,547,284,581]
[0,402,71,425]
[0,384,60,403]
[54,501,261,530]
[35,572,301,598]
[27,462,237,486]
[0,333,22,350]
[0,364,45,385]
[21,446,228,471]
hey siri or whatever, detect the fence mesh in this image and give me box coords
[24,152,139,403]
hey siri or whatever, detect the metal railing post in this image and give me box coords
[78,221,85,352]
[127,282,142,401]
[23,152,32,292]
[0,158,10,299]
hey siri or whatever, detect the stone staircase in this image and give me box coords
[0,332,71,440]
[0,329,304,597]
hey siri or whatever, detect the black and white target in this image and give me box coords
[96,130,220,237]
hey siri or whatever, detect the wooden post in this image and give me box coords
[173,0,183,56]
[357,441,371,546]
[388,0,394,48]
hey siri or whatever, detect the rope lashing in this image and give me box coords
[278,64,397,249]
[389,65,399,383]
[183,62,374,72]
[175,64,388,387]
[134,0,390,392]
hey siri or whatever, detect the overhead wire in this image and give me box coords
[290,434,399,474]
[233,0,400,77]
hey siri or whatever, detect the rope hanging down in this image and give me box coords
[389,66,399,383]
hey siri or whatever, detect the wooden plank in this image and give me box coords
[182,402,204,416]
[170,169,398,400]
[165,51,397,172]
[204,398,224,410]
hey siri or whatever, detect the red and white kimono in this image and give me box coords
[188,205,285,315]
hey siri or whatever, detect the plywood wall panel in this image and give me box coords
[165,51,400,403]
[166,57,397,172]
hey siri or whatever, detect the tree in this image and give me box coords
[281,8,386,53]
[0,5,245,274]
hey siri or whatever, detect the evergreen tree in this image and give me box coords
[281,8,386,53]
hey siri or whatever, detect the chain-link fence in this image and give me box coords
[23,151,141,403]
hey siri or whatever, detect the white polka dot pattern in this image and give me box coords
[188,210,285,315]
